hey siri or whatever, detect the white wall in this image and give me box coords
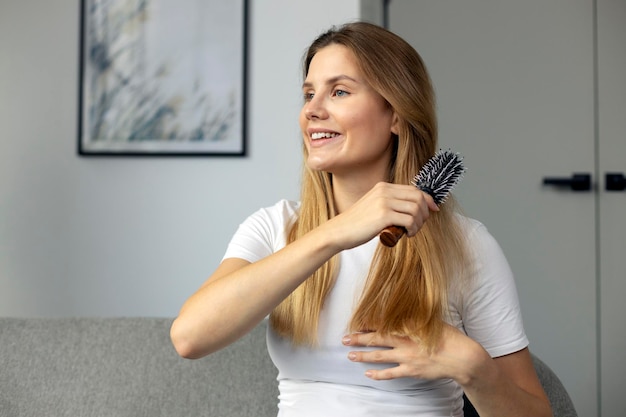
[0,0,362,317]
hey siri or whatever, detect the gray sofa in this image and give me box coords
[0,317,577,417]
[0,318,278,417]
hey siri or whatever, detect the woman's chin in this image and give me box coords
[306,157,333,173]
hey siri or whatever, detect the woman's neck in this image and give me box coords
[331,173,384,214]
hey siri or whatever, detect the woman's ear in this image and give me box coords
[390,112,400,135]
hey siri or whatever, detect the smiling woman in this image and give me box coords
[170,22,552,417]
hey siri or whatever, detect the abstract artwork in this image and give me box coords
[78,0,247,156]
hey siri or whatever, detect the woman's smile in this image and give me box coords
[308,129,343,147]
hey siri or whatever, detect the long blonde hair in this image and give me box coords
[270,22,468,351]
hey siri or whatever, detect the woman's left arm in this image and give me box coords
[343,326,552,417]
[460,344,552,417]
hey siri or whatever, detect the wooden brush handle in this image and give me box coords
[379,225,406,247]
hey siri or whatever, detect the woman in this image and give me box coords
[171,22,552,417]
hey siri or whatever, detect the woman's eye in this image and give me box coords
[335,89,348,97]
[303,92,314,101]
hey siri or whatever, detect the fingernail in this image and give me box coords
[365,371,373,378]
[348,352,356,361]
[342,336,351,345]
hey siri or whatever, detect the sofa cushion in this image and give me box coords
[0,317,278,417]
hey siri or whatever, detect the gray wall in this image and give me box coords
[0,0,362,317]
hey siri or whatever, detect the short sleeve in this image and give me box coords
[222,200,299,263]
[455,219,529,358]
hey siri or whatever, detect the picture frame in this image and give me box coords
[78,0,248,156]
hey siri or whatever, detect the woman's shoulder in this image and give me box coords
[271,199,301,213]
[453,212,488,238]
[255,199,300,221]
[453,213,507,269]
[224,200,300,262]
[241,199,300,231]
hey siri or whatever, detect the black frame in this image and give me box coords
[78,0,248,157]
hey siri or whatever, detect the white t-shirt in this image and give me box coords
[223,199,529,417]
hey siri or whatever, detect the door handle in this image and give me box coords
[606,173,626,191]
[542,173,592,191]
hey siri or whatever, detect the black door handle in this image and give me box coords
[543,173,592,191]
[606,173,626,191]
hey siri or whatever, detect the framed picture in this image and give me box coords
[78,0,248,156]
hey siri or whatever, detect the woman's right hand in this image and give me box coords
[322,182,439,251]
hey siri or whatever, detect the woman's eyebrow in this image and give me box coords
[302,74,359,89]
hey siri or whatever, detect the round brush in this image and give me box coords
[379,150,465,247]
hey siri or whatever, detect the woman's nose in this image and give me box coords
[304,97,328,120]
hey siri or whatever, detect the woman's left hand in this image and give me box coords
[342,323,487,384]
[344,325,553,417]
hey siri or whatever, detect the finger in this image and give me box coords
[364,365,405,381]
[399,191,437,227]
[391,185,437,211]
[342,332,390,347]
[423,192,440,212]
[405,203,431,237]
[348,348,396,364]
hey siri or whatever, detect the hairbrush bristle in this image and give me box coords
[411,150,465,205]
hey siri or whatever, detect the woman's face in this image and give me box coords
[299,44,398,181]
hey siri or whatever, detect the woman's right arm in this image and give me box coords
[170,224,340,359]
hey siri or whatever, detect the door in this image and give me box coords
[387,1,598,416]
[598,1,626,416]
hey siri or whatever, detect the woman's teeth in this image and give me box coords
[311,132,339,140]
